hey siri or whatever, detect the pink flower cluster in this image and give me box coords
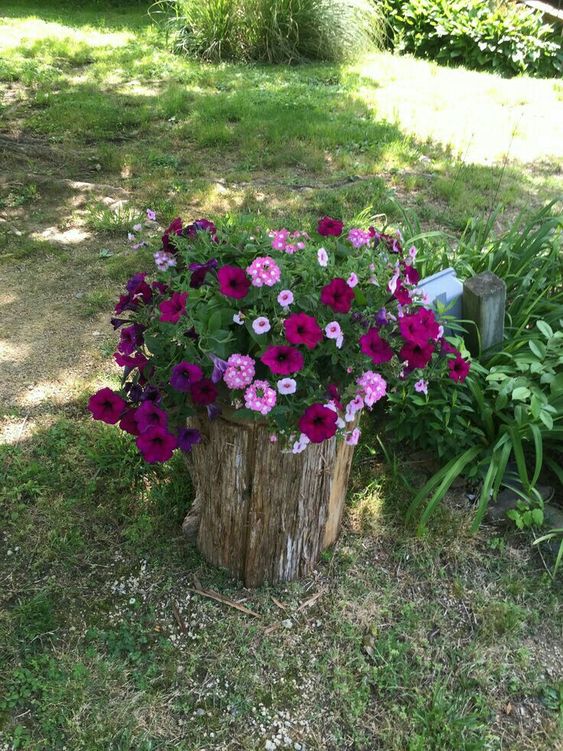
[348,228,372,248]
[223,354,255,389]
[246,256,281,287]
[245,380,277,415]
[270,229,307,254]
[357,371,387,407]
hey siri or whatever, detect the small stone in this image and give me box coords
[265,741,276,751]
[282,619,293,629]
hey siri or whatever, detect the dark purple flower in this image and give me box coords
[114,351,148,370]
[110,317,128,329]
[403,264,420,285]
[184,326,198,341]
[183,218,218,241]
[373,231,403,255]
[299,403,338,443]
[119,408,140,436]
[190,378,218,406]
[375,307,388,327]
[359,328,393,364]
[161,217,183,252]
[88,387,126,424]
[392,281,412,306]
[209,353,228,383]
[189,258,218,288]
[217,265,250,299]
[170,361,204,392]
[139,384,161,404]
[207,403,221,420]
[317,216,344,237]
[118,324,145,355]
[151,281,169,295]
[177,427,202,453]
[136,401,168,433]
[125,383,143,403]
[159,291,188,323]
[136,427,177,463]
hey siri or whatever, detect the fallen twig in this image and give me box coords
[190,576,260,618]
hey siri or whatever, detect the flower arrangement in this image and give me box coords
[89,211,471,463]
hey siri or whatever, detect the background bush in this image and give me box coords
[150,0,384,62]
[384,0,562,77]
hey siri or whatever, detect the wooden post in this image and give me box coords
[462,271,506,356]
[182,415,356,587]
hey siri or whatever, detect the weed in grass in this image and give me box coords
[85,203,143,234]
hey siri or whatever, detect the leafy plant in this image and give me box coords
[384,204,562,539]
[384,0,562,77]
[150,0,384,63]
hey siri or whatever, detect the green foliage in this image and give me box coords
[150,0,384,62]
[384,0,562,77]
[385,205,563,540]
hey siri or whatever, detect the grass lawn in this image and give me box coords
[0,2,562,749]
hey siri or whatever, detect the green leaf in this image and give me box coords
[536,320,553,339]
[539,410,554,430]
[511,386,530,401]
[531,508,544,526]
[528,339,545,359]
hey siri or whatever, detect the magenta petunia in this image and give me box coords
[161,217,183,253]
[136,427,177,463]
[403,263,420,285]
[317,216,343,237]
[159,291,188,324]
[190,378,218,406]
[119,408,140,436]
[399,308,439,347]
[170,361,204,392]
[217,265,251,299]
[448,356,471,383]
[320,278,355,314]
[136,401,168,433]
[359,328,393,364]
[260,345,304,376]
[392,281,412,306]
[284,313,323,350]
[177,427,202,453]
[298,403,338,443]
[88,387,126,425]
[399,341,434,370]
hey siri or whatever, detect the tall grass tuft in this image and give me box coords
[150,0,384,63]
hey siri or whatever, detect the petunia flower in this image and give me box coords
[298,403,338,443]
[277,289,294,307]
[277,378,297,395]
[136,401,168,433]
[217,265,251,299]
[189,258,218,288]
[146,208,156,221]
[119,408,140,436]
[414,378,428,395]
[88,388,126,425]
[317,216,343,237]
[159,291,188,324]
[320,278,355,314]
[448,356,470,383]
[284,313,323,349]
[136,426,177,463]
[317,247,329,267]
[359,328,393,364]
[261,345,304,376]
[170,361,204,392]
[177,427,202,453]
[345,428,361,446]
[252,316,271,334]
[190,378,218,405]
[347,273,359,288]
[399,341,434,370]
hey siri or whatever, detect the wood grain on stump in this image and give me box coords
[183,416,355,587]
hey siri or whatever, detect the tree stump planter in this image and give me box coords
[183,415,356,587]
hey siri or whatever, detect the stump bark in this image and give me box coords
[183,416,356,587]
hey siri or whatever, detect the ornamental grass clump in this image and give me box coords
[89,212,471,463]
[150,0,383,63]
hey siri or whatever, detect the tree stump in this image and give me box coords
[182,415,356,587]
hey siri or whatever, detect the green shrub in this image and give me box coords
[150,0,384,62]
[384,0,562,77]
